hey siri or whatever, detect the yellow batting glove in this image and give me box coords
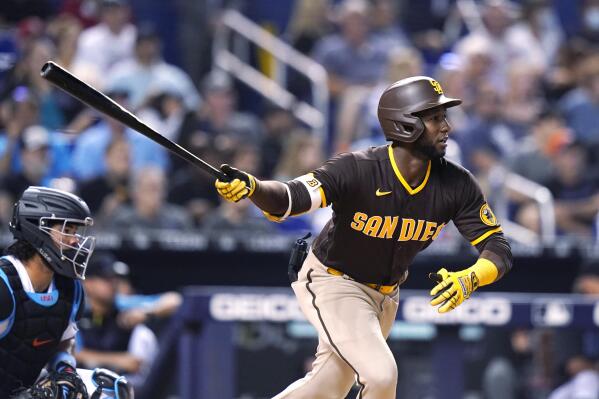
[429,258,498,313]
[215,164,256,203]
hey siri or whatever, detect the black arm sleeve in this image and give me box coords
[476,234,513,279]
[287,180,314,214]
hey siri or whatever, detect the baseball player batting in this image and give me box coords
[215,76,513,398]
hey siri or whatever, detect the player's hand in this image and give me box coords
[429,268,480,313]
[215,164,256,202]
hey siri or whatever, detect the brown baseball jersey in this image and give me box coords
[307,144,502,286]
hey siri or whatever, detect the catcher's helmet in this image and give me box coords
[377,76,462,143]
[9,186,95,280]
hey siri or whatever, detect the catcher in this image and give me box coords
[0,186,130,399]
[215,76,513,398]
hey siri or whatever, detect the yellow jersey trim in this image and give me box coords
[262,211,285,223]
[470,227,503,246]
[319,187,327,207]
[388,145,431,195]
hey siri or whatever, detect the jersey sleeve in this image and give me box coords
[452,171,503,246]
[312,152,357,206]
[0,269,15,339]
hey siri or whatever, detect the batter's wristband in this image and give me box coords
[468,258,498,286]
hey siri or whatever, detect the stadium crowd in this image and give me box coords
[0,0,598,397]
[0,0,597,243]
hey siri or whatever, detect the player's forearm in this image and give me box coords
[152,292,183,318]
[250,179,289,215]
[476,236,513,284]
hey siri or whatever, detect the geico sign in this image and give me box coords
[210,294,305,322]
[402,296,512,325]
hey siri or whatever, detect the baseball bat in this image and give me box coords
[40,61,228,181]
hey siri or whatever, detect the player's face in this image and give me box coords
[414,107,451,159]
[49,223,81,249]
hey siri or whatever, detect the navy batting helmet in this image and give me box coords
[9,186,95,280]
[377,76,462,143]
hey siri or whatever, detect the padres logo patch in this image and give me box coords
[430,79,444,94]
[479,203,497,227]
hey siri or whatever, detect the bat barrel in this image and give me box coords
[40,61,228,181]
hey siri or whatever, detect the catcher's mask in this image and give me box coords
[9,186,95,280]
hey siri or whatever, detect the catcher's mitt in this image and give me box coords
[10,368,89,399]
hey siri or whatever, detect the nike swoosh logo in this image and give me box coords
[32,337,54,347]
[375,188,392,197]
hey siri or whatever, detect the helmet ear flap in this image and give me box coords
[410,117,425,139]
[9,202,19,232]
[383,112,425,143]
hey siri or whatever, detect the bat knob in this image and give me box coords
[428,272,443,283]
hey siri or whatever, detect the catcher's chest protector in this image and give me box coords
[0,259,77,396]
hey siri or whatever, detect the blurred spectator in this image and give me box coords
[370,0,410,51]
[109,167,193,230]
[74,0,136,72]
[168,136,222,226]
[47,14,101,126]
[0,37,66,130]
[483,328,554,399]
[311,0,390,97]
[76,255,158,390]
[510,108,570,186]
[453,0,525,90]
[558,52,599,147]
[274,132,324,181]
[259,104,298,178]
[22,38,65,130]
[202,198,273,234]
[547,142,599,238]
[547,355,599,399]
[0,17,44,99]
[543,39,591,104]
[89,252,183,330]
[273,132,329,233]
[230,144,261,178]
[78,137,131,219]
[501,60,545,130]
[561,259,599,365]
[450,36,495,113]
[107,25,200,112]
[286,0,333,100]
[504,0,564,72]
[202,145,273,233]
[136,89,186,143]
[460,83,510,166]
[177,69,263,150]
[46,14,83,78]
[61,0,110,28]
[310,0,392,150]
[510,109,572,233]
[574,259,599,296]
[577,0,599,44]
[0,124,71,202]
[70,89,168,180]
[0,86,40,174]
[400,0,456,43]
[287,0,332,56]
